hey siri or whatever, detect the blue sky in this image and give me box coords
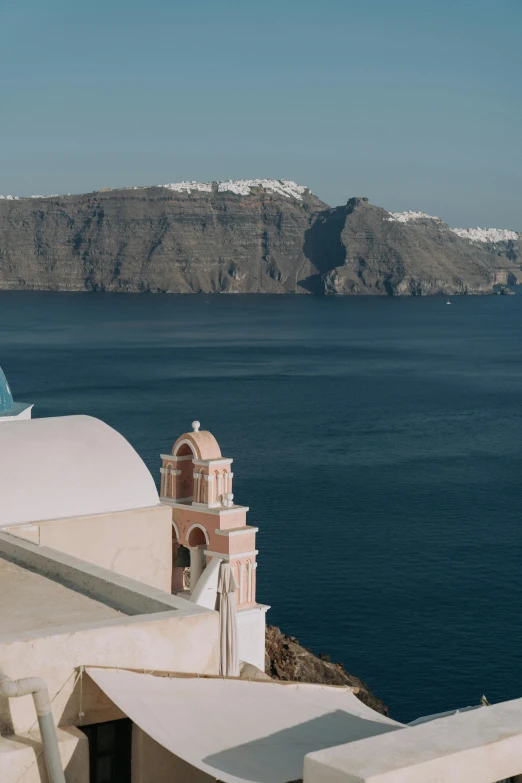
[1,0,520,227]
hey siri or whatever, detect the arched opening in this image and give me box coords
[174,443,194,458]
[187,526,207,547]
[214,470,221,505]
[173,442,196,503]
[197,469,206,504]
[163,462,173,498]
[171,522,189,593]
[186,525,208,592]
[223,469,229,497]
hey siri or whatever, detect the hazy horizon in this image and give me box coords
[1,0,520,229]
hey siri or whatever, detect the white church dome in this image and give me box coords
[0,415,159,527]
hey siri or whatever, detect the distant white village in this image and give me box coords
[163,179,310,199]
[387,210,519,242]
[1,181,519,244]
[1,366,522,783]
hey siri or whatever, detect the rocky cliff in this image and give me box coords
[313,199,521,296]
[0,181,519,295]
[265,626,388,716]
[0,181,327,294]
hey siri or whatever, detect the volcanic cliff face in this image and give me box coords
[309,198,521,296]
[0,182,327,294]
[450,226,522,289]
[0,182,519,295]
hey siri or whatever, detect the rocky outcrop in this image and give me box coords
[265,625,388,716]
[0,182,519,295]
[310,198,521,296]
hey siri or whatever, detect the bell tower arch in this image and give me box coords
[159,420,268,670]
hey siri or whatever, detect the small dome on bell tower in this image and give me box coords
[160,422,232,507]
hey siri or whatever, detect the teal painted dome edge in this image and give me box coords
[0,366,14,412]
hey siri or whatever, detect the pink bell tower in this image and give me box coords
[160,421,268,670]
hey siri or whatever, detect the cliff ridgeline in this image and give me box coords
[0,180,519,296]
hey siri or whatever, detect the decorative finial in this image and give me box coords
[225,492,234,508]
[192,420,200,432]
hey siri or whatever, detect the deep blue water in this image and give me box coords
[1,291,521,723]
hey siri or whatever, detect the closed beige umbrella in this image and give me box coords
[217,562,239,676]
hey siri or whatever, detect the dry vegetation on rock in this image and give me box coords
[265,626,388,716]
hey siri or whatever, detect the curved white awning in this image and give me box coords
[86,668,403,783]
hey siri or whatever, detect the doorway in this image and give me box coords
[82,718,132,783]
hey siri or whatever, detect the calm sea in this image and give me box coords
[1,291,521,722]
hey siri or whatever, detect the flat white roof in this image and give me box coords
[0,415,159,527]
[0,557,123,635]
[305,697,522,783]
[0,531,213,641]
